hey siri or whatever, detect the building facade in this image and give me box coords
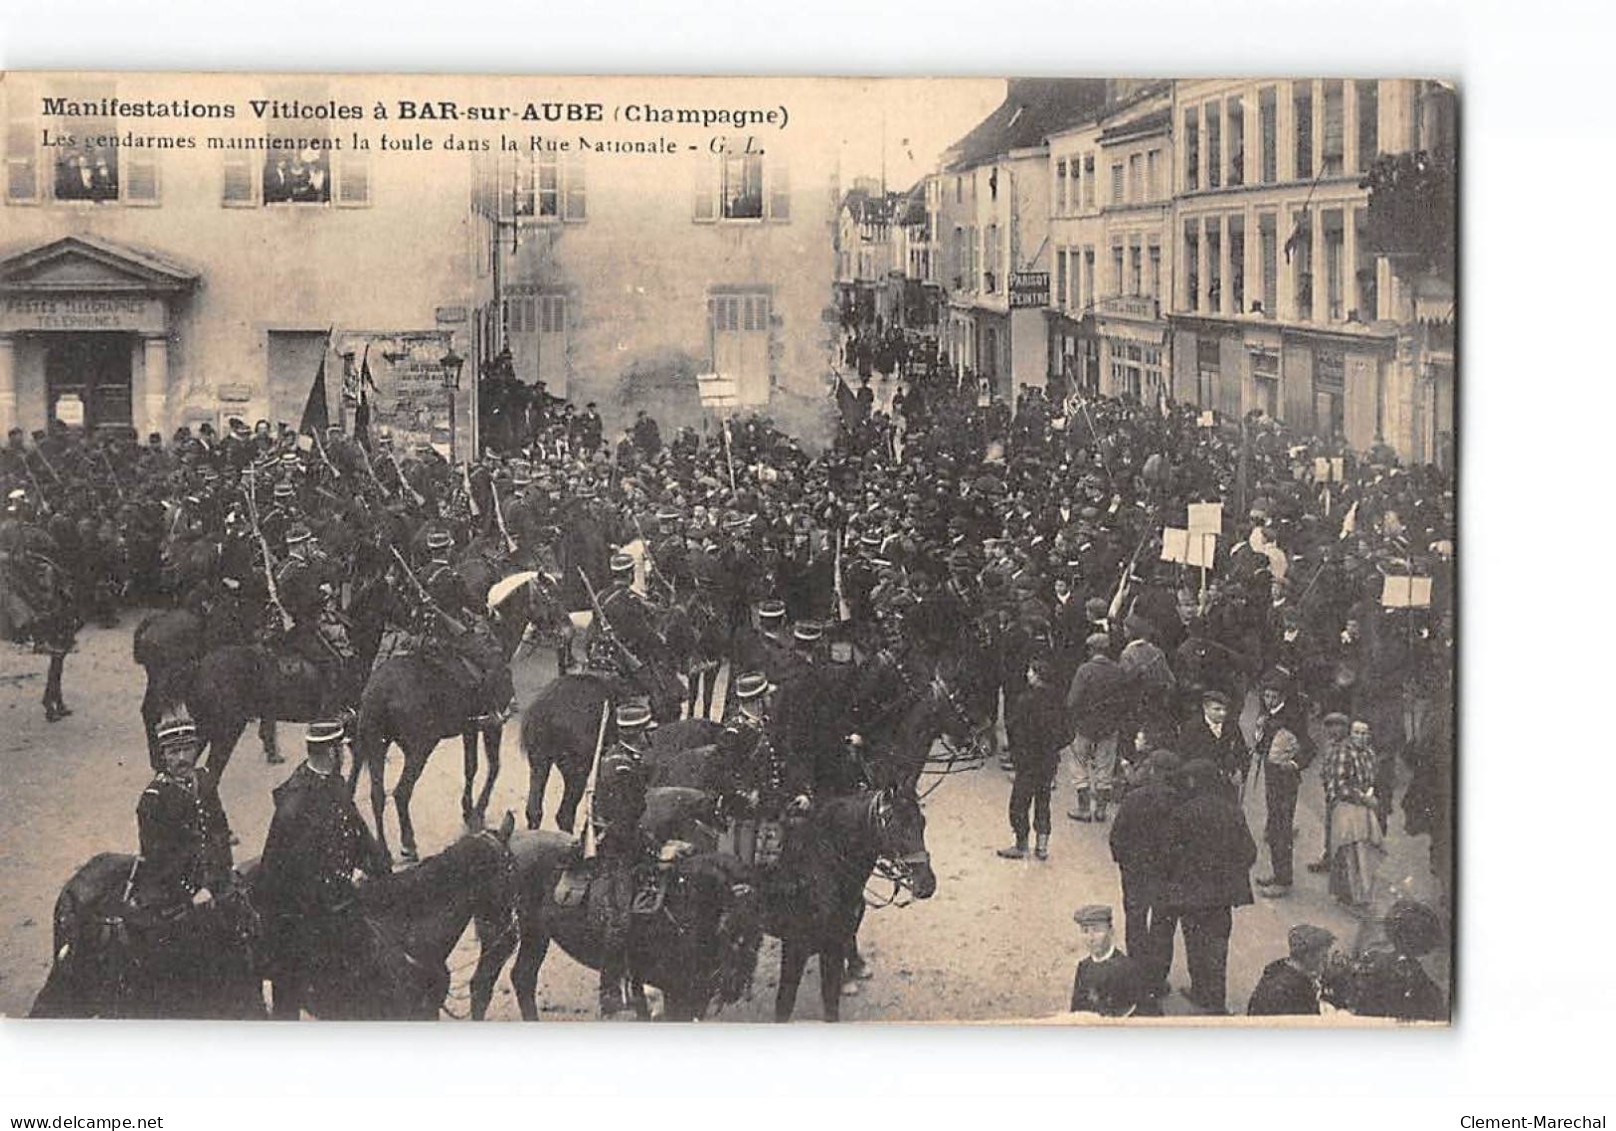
[0,74,477,453]
[1045,84,1175,402]
[1166,78,1453,464]
[470,126,838,442]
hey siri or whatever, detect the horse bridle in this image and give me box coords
[864,789,930,910]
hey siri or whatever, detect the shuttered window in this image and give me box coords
[5,87,38,203]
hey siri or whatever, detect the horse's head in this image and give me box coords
[463,811,519,934]
[870,788,936,901]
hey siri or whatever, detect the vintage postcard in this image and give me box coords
[0,72,1454,1024]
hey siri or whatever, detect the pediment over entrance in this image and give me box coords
[0,234,198,295]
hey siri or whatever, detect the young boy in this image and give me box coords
[1069,904,1143,1017]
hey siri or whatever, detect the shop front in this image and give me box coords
[1094,296,1169,404]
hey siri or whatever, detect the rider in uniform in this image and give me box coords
[421,529,514,723]
[589,551,664,674]
[256,719,391,1019]
[590,701,653,1017]
[717,670,780,865]
[275,524,358,719]
[733,598,795,685]
[131,719,234,934]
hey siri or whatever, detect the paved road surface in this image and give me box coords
[0,613,1447,1021]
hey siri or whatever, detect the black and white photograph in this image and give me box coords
[0,71,1455,1026]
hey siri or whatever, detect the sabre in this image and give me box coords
[578,566,643,672]
[388,450,427,508]
[632,511,676,600]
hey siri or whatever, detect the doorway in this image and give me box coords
[45,333,133,432]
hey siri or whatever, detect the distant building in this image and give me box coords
[469,127,839,442]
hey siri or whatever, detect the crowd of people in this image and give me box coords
[1,333,1453,1021]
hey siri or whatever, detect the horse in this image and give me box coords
[467,825,761,1022]
[517,661,685,834]
[263,815,517,1020]
[133,595,262,768]
[349,577,531,865]
[182,560,390,787]
[29,853,264,1020]
[768,789,936,1021]
[661,591,728,720]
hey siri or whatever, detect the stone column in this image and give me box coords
[1343,80,1360,176]
[0,334,15,436]
[1344,205,1361,320]
[141,334,169,439]
[1279,81,1295,183]
[1217,214,1231,316]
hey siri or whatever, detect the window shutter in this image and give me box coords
[693,158,718,222]
[122,152,160,204]
[4,93,38,203]
[766,158,790,221]
[563,155,586,222]
[222,155,256,206]
[335,153,370,207]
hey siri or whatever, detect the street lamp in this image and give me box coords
[440,347,465,463]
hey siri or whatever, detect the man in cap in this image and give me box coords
[1107,749,1182,1003]
[1176,689,1247,790]
[275,523,358,717]
[1247,925,1337,1016]
[718,670,780,865]
[131,718,232,917]
[420,529,515,725]
[1064,632,1130,823]
[1158,757,1257,1014]
[588,551,665,674]
[733,597,795,685]
[1069,905,1142,1017]
[589,701,654,1016]
[998,657,1069,861]
[1252,668,1313,897]
[256,718,391,1018]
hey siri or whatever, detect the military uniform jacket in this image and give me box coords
[133,769,230,908]
[275,553,329,628]
[593,744,649,855]
[257,763,384,917]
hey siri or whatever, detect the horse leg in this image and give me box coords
[511,926,550,1022]
[475,723,502,821]
[270,979,302,1021]
[525,750,551,831]
[774,936,811,1023]
[846,902,872,983]
[629,975,652,1020]
[394,745,430,863]
[260,718,283,764]
[460,729,479,826]
[819,939,847,1022]
[556,761,588,835]
[469,913,520,1021]
[364,736,393,865]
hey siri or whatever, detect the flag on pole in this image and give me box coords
[299,343,332,436]
[353,344,375,450]
[834,376,861,426]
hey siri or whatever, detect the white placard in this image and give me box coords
[1187,502,1223,535]
[1186,531,1217,569]
[1160,527,1189,563]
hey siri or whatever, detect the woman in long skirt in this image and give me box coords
[1322,717,1384,908]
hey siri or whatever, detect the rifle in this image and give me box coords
[578,566,643,672]
[580,699,611,860]
[22,457,52,516]
[490,478,517,555]
[1107,529,1151,623]
[312,428,342,481]
[99,448,126,502]
[388,544,468,635]
[244,471,293,633]
[632,511,676,600]
[461,462,482,519]
[388,450,427,508]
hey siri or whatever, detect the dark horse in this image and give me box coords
[467,823,761,1021]
[29,817,516,1020]
[149,550,390,785]
[349,577,531,865]
[764,789,937,1021]
[28,853,263,1019]
[264,815,517,1020]
[517,662,684,834]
